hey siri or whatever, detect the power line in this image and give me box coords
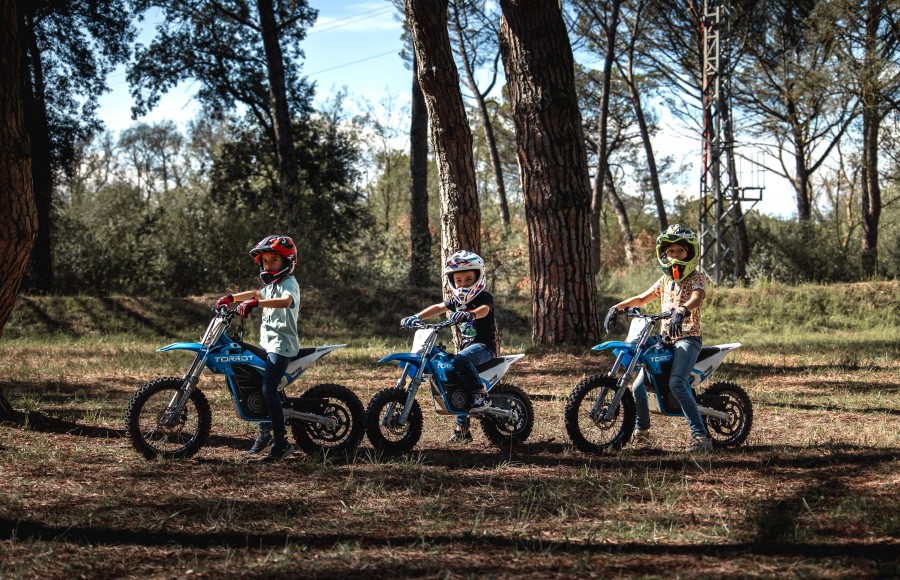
[306,49,399,77]
[307,5,395,35]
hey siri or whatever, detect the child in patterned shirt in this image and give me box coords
[603,225,714,453]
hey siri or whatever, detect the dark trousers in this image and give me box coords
[261,352,290,443]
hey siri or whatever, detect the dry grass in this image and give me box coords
[1,327,898,579]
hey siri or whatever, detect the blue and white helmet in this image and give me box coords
[444,250,486,305]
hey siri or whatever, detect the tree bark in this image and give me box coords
[20,8,53,291]
[406,0,481,263]
[860,108,881,277]
[1,0,39,417]
[257,0,298,190]
[499,0,601,345]
[408,51,432,286]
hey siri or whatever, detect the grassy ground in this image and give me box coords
[1,282,898,578]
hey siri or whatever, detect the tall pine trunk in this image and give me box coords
[257,0,298,191]
[1,0,38,417]
[499,0,600,345]
[21,9,53,291]
[406,0,481,260]
[860,109,881,277]
[408,52,432,286]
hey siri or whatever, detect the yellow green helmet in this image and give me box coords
[656,224,700,281]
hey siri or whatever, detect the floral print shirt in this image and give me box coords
[649,270,706,338]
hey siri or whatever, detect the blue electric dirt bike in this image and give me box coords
[366,319,534,455]
[125,305,365,460]
[564,307,752,453]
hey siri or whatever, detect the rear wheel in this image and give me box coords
[701,381,753,448]
[479,384,534,448]
[564,375,635,454]
[125,377,211,460]
[365,388,423,456]
[290,383,365,459]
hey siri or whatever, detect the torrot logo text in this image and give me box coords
[213,355,254,363]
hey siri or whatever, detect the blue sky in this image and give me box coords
[97,1,410,132]
[94,1,794,218]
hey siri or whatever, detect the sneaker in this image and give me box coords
[247,432,273,455]
[468,393,492,414]
[687,434,714,453]
[448,427,473,444]
[633,428,651,443]
[260,441,295,463]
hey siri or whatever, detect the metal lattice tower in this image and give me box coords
[699,0,762,284]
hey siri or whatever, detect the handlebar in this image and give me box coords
[623,307,673,321]
[404,318,460,331]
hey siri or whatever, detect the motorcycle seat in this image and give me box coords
[475,357,506,373]
[240,342,316,362]
[696,346,721,362]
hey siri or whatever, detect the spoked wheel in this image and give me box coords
[125,377,212,460]
[701,381,753,448]
[479,384,534,448]
[365,387,423,456]
[564,375,635,454]
[290,383,365,459]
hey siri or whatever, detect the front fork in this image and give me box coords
[382,363,422,427]
[591,351,638,421]
[160,351,207,426]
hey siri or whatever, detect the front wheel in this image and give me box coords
[564,375,635,454]
[479,384,534,449]
[125,376,212,459]
[701,381,753,448]
[365,387,423,456]
[290,383,366,459]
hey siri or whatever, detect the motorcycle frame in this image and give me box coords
[158,309,343,430]
[595,312,732,422]
[378,325,522,427]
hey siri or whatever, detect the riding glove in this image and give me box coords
[603,306,619,333]
[400,315,420,329]
[215,294,234,308]
[236,298,259,318]
[449,310,475,324]
[668,308,686,337]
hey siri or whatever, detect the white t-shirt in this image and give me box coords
[259,276,301,357]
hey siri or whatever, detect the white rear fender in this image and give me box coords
[285,344,347,376]
[691,343,741,385]
[481,354,525,388]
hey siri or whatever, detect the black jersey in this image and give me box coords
[444,290,498,355]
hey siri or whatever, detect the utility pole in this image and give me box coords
[699,0,762,284]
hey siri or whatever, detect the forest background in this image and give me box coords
[7,0,900,311]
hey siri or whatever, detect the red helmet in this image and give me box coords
[249,235,297,285]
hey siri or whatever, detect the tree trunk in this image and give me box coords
[499,0,600,345]
[860,108,881,277]
[408,51,432,286]
[1,0,39,417]
[450,6,510,228]
[791,119,812,221]
[605,168,635,266]
[406,0,481,262]
[589,0,621,276]
[257,0,298,190]
[623,57,667,233]
[21,9,53,291]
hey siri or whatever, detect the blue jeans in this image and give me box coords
[260,352,290,443]
[632,336,708,438]
[453,343,494,428]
